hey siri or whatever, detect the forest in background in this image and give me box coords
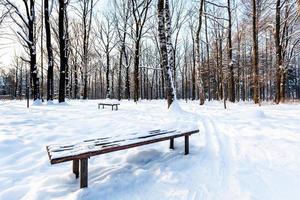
[0,0,299,106]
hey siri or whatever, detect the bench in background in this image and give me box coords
[98,103,120,110]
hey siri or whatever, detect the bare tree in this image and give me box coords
[95,14,117,99]
[195,0,205,105]
[252,0,259,104]
[58,0,68,103]
[227,0,235,102]
[44,0,54,101]
[74,0,96,99]
[131,0,152,102]
[4,0,40,101]
[113,0,131,100]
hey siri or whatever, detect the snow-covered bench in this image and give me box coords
[98,103,120,110]
[46,129,199,188]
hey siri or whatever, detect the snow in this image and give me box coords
[48,130,193,160]
[99,98,120,104]
[32,99,43,106]
[0,100,300,200]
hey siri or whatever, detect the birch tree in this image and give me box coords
[157,0,175,108]
[131,0,152,102]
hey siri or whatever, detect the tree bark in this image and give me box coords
[227,0,235,102]
[58,0,67,103]
[45,0,54,101]
[252,0,259,104]
[157,0,175,108]
[28,0,40,100]
[195,0,205,105]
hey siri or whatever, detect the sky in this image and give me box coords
[0,0,199,70]
[0,0,110,69]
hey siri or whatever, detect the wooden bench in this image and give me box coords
[98,103,120,110]
[46,129,199,188]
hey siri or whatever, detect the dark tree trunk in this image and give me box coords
[191,34,196,100]
[133,37,140,102]
[19,64,23,99]
[106,49,110,98]
[14,64,18,98]
[236,28,241,102]
[45,0,54,101]
[195,0,205,105]
[252,0,259,104]
[58,0,67,103]
[28,0,40,101]
[227,0,235,102]
[204,4,211,101]
[275,0,283,104]
[118,50,123,101]
[82,0,93,99]
[125,66,130,100]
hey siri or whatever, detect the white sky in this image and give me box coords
[0,0,110,68]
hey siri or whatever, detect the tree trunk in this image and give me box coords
[133,37,140,102]
[45,0,54,101]
[195,0,205,105]
[237,28,241,102]
[252,0,259,104]
[19,63,23,99]
[157,0,175,108]
[227,0,235,102]
[118,50,123,101]
[29,0,40,101]
[58,0,67,103]
[191,34,196,100]
[204,4,210,101]
[106,49,110,98]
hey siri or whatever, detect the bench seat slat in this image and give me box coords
[48,130,172,154]
[48,130,176,160]
[47,129,199,164]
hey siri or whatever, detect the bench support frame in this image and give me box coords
[98,103,119,111]
[73,159,79,178]
[170,138,174,149]
[185,135,189,155]
[80,158,88,188]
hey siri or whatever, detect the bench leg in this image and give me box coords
[73,159,79,179]
[80,158,88,188]
[112,105,113,110]
[170,138,174,149]
[184,135,189,155]
[98,104,100,109]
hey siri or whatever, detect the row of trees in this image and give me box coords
[0,0,299,107]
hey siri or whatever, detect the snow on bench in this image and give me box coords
[46,129,199,188]
[98,103,120,110]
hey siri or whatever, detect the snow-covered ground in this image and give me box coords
[0,100,300,200]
